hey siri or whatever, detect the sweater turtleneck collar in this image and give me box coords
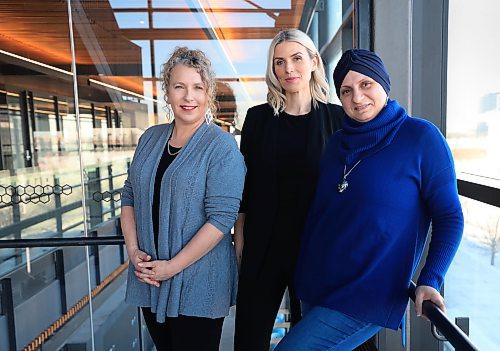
[339,99,408,165]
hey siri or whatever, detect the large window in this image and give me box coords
[445,1,500,350]
[446,0,500,188]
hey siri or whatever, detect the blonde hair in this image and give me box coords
[266,29,330,115]
[160,47,217,113]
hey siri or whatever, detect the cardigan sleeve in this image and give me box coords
[205,133,246,234]
[121,179,134,207]
[416,124,464,290]
[238,107,258,213]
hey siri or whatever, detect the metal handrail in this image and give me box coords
[0,236,125,249]
[0,238,482,351]
[409,281,480,351]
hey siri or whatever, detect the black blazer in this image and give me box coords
[239,101,343,278]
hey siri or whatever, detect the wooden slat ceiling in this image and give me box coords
[0,0,305,99]
[0,0,142,66]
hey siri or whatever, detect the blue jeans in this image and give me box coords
[274,304,381,351]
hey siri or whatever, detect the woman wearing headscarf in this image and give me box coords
[275,49,464,350]
[233,29,343,351]
[121,47,245,351]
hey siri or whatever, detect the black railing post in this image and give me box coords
[116,217,125,264]
[108,165,116,217]
[54,96,63,152]
[11,183,21,239]
[90,230,101,286]
[11,183,22,265]
[1,278,17,351]
[19,90,34,168]
[54,176,63,236]
[106,106,113,149]
[54,249,67,314]
[87,167,103,228]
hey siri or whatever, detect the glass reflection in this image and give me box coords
[109,0,147,8]
[152,0,291,10]
[115,12,149,28]
[153,11,275,28]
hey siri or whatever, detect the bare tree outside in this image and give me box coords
[460,197,500,266]
[477,215,500,266]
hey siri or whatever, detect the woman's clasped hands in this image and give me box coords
[131,248,180,288]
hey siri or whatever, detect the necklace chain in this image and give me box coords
[338,159,362,193]
[167,140,182,156]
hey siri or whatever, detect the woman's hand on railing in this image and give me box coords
[415,285,446,320]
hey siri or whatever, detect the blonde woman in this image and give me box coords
[234,29,343,351]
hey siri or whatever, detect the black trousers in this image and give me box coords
[234,243,302,351]
[141,307,224,351]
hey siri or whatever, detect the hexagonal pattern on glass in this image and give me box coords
[40,194,50,204]
[62,184,72,195]
[16,186,25,196]
[34,185,44,195]
[1,194,12,204]
[102,191,112,202]
[25,185,35,195]
[0,183,74,205]
[91,190,123,203]
[21,194,31,204]
[113,191,121,201]
[43,185,52,195]
[93,192,103,202]
[53,185,62,195]
[6,185,15,196]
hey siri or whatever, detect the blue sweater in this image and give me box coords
[122,122,246,322]
[295,100,464,329]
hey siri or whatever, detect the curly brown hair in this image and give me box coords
[160,47,217,113]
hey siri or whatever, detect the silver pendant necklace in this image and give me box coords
[167,140,182,156]
[338,160,362,193]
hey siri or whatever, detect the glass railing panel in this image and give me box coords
[0,1,95,350]
[71,0,159,349]
[444,196,500,350]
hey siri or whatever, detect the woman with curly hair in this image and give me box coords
[121,47,246,351]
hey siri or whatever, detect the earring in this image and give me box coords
[205,109,213,125]
[166,103,174,122]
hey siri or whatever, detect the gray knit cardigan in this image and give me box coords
[121,122,246,322]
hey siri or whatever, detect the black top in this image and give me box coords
[276,111,311,212]
[238,102,344,278]
[152,140,181,254]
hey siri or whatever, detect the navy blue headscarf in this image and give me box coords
[333,49,391,98]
